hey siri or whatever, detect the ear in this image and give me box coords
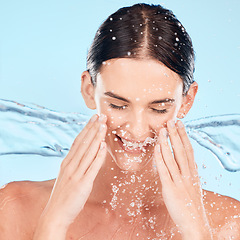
[177,82,198,119]
[81,71,96,110]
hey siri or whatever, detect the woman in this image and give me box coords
[1,3,240,240]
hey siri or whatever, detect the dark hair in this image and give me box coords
[87,3,195,94]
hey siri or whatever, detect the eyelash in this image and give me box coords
[109,103,127,110]
[150,108,167,114]
[109,104,168,114]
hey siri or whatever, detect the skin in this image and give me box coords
[0,58,240,240]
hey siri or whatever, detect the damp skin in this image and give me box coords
[1,67,240,239]
[93,58,184,172]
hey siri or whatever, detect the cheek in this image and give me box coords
[149,106,180,131]
[106,110,127,130]
[99,101,126,129]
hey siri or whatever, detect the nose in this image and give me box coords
[126,109,150,139]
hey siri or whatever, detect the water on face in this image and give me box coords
[1,99,240,238]
[1,99,240,172]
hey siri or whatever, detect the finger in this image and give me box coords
[85,141,107,181]
[167,120,191,179]
[61,114,99,168]
[154,144,173,186]
[76,123,107,176]
[159,128,182,184]
[62,114,107,175]
[176,120,199,179]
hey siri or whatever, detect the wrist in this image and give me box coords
[33,212,69,240]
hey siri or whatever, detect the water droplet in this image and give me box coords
[112,36,116,40]
[110,17,113,21]
[130,202,135,207]
[127,51,131,56]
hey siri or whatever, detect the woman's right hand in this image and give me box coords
[33,114,107,239]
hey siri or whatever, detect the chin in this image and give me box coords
[105,128,157,172]
[107,146,155,172]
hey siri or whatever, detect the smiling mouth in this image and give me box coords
[115,135,157,153]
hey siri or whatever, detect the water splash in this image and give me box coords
[185,115,240,172]
[0,99,88,157]
[0,99,240,172]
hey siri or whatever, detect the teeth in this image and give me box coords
[121,136,157,150]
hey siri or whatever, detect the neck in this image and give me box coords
[88,152,166,220]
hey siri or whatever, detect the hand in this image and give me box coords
[154,120,213,240]
[34,114,107,239]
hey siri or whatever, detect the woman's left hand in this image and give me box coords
[154,120,213,240]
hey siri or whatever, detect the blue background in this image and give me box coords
[0,0,240,200]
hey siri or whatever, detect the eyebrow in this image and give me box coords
[104,92,175,104]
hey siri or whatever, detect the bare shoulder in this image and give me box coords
[0,179,55,239]
[203,189,240,239]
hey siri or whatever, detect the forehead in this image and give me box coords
[96,58,183,99]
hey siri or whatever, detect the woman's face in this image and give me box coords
[88,58,192,171]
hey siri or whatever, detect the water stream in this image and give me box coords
[0,99,240,172]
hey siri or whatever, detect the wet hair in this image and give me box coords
[87,3,195,94]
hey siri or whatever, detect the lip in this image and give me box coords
[118,136,146,144]
[115,134,147,154]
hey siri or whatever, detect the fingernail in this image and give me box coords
[168,120,175,128]
[161,128,168,137]
[90,114,98,122]
[177,120,184,129]
[98,114,106,122]
[99,123,106,132]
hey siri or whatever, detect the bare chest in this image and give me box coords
[66,214,182,240]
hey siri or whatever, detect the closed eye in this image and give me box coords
[109,103,127,110]
[109,104,168,113]
[150,108,167,114]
